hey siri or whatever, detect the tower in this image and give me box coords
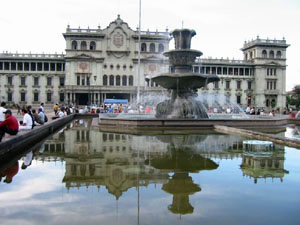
[241,36,290,110]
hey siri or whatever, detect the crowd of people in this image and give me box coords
[0,102,48,142]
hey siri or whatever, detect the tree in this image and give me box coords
[288,85,300,109]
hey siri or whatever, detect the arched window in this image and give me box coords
[262,50,267,58]
[122,75,127,86]
[129,75,133,86]
[103,75,107,86]
[90,41,96,50]
[71,41,77,50]
[269,50,274,58]
[158,44,164,53]
[81,41,87,50]
[109,75,114,86]
[141,43,147,52]
[276,51,282,58]
[150,43,155,52]
[116,75,121,86]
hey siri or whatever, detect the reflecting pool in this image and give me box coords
[1,119,300,225]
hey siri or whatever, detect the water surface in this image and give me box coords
[1,119,300,225]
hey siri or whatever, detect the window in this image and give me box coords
[87,76,90,86]
[90,41,96,50]
[109,75,114,86]
[44,63,49,71]
[21,76,26,86]
[50,63,55,71]
[223,67,227,75]
[150,43,155,52]
[214,81,219,89]
[237,95,241,104]
[4,62,10,70]
[239,68,244,75]
[60,93,65,102]
[217,67,222,75]
[37,63,43,71]
[129,75,133,86]
[17,62,23,71]
[31,62,36,71]
[269,50,274,58]
[47,92,52,102]
[225,80,230,89]
[57,63,62,71]
[158,44,164,53]
[122,75,127,86]
[72,41,77,50]
[47,77,52,86]
[82,77,85,86]
[34,92,39,102]
[81,41,87,50]
[34,77,39,86]
[11,62,16,71]
[8,76,13,85]
[248,81,252,90]
[237,80,241,89]
[276,51,282,59]
[262,50,267,58]
[274,81,276,89]
[21,92,26,102]
[24,62,29,71]
[116,75,120,86]
[60,77,65,86]
[77,76,80,85]
[141,43,147,52]
[103,75,108,86]
[8,92,12,102]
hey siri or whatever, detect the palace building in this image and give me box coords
[0,15,289,110]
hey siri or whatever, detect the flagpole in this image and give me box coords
[137,0,141,103]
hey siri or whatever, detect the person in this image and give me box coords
[0,109,19,142]
[40,103,44,112]
[58,108,65,118]
[32,109,43,125]
[21,151,33,170]
[17,104,21,115]
[26,105,35,128]
[90,108,96,114]
[0,102,7,123]
[53,103,59,115]
[246,106,251,114]
[0,161,19,183]
[19,108,33,130]
[296,110,300,118]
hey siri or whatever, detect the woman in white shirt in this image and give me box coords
[19,109,33,130]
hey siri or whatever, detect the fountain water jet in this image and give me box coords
[152,29,219,118]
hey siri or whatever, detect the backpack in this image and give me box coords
[44,113,48,122]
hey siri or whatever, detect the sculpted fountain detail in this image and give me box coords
[152,29,219,118]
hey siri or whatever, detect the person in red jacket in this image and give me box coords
[0,109,19,142]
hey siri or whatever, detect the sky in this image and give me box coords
[0,0,299,91]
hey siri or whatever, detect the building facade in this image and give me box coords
[0,16,289,110]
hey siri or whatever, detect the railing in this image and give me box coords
[0,52,65,58]
[66,28,101,33]
[196,58,247,64]
[243,38,287,48]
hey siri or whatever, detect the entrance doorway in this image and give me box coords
[76,93,88,105]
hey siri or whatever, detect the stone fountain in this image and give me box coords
[152,29,219,118]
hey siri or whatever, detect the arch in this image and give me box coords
[266,99,269,107]
[90,41,96,50]
[116,75,121,86]
[129,75,133,86]
[81,41,87,50]
[141,43,147,52]
[109,75,114,86]
[262,50,267,58]
[150,43,155,52]
[122,75,127,86]
[269,50,274,58]
[276,51,282,58]
[103,75,108,86]
[71,41,77,50]
[158,44,164,53]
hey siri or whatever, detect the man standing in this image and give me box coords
[0,102,7,123]
[0,109,19,142]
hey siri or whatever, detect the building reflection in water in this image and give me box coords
[38,119,289,215]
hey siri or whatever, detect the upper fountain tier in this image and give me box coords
[152,29,219,90]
